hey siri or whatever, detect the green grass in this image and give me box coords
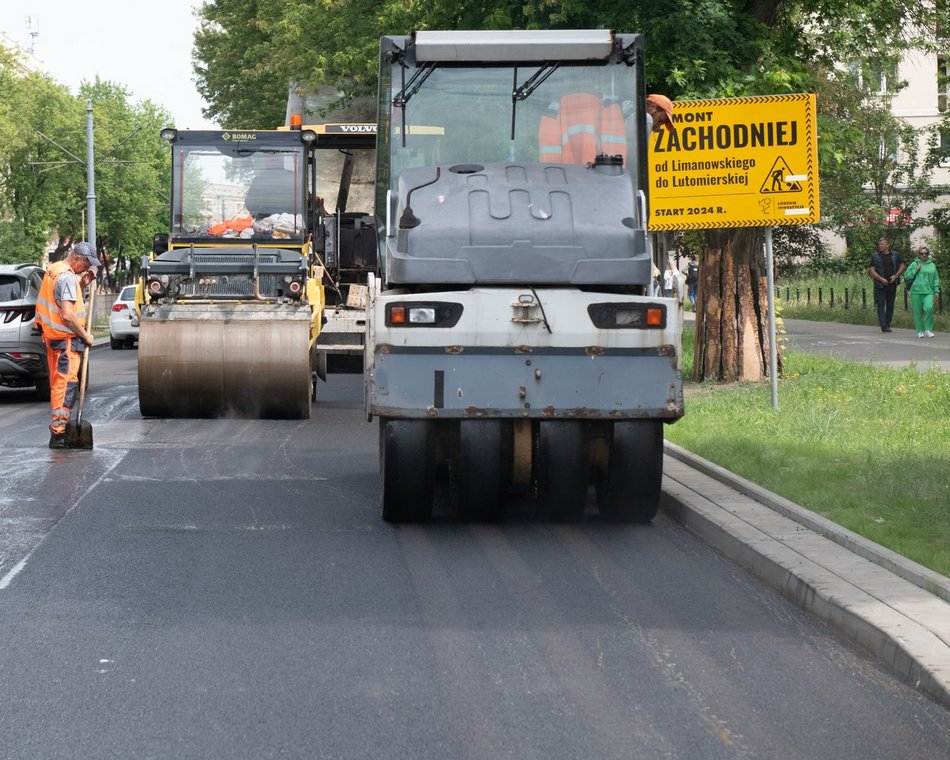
[669,324,950,577]
[777,275,948,332]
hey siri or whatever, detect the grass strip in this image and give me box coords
[669,325,950,576]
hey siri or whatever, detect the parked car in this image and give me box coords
[0,264,50,399]
[109,284,139,349]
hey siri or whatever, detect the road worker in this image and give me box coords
[36,242,99,449]
[645,94,674,133]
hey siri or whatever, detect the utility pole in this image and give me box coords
[85,100,96,250]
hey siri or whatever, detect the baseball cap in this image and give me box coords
[73,241,100,273]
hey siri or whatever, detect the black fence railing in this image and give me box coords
[780,286,944,314]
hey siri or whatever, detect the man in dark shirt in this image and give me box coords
[867,238,905,332]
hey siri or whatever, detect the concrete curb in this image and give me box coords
[659,441,950,709]
[664,442,950,604]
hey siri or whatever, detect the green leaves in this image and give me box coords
[0,58,172,265]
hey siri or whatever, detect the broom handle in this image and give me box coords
[76,285,95,423]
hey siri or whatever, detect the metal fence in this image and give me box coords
[778,286,944,314]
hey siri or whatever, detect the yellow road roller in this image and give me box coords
[137,121,376,419]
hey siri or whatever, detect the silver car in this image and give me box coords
[0,264,50,399]
[109,284,139,349]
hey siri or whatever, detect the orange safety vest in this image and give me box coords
[209,216,254,236]
[539,93,628,165]
[36,260,86,340]
[599,98,627,164]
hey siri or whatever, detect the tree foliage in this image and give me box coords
[191,0,943,381]
[0,47,171,267]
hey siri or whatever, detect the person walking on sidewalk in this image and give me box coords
[35,242,99,448]
[867,238,905,332]
[904,246,941,338]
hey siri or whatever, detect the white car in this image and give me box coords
[0,263,50,398]
[109,285,139,349]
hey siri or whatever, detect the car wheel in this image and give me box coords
[110,336,124,350]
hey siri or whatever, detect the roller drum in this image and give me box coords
[138,303,313,419]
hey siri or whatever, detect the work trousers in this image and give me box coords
[910,292,936,333]
[873,285,898,328]
[44,336,83,435]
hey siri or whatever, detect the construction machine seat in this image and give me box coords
[538,93,627,165]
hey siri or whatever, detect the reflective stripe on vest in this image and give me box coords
[36,260,86,339]
[599,101,627,163]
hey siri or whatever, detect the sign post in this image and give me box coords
[649,94,820,409]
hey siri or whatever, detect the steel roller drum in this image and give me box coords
[138,303,313,419]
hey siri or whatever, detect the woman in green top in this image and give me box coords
[904,246,942,337]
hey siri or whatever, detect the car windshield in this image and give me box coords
[120,286,136,301]
[170,144,306,241]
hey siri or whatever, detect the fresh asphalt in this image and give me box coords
[87,319,950,708]
[669,315,950,708]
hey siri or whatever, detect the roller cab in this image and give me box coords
[138,127,324,419]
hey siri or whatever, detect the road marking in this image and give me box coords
[0,449,123,591]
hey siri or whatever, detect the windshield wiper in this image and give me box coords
[511,63,560,139]
[393,62,436,147]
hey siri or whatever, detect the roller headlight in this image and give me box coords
[386,302,463,327]
[587,303,666,329]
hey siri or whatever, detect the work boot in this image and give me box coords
[48,432,66,449]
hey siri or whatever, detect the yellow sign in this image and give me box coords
[648,94,819,230]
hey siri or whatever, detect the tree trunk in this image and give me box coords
[694,228,783,382]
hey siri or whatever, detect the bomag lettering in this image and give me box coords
[654,121,797,153]
[227,132,258,141]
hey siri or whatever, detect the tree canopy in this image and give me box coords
[0,46,173,266]
[193,1,946,250]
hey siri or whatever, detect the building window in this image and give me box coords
[939,55,950,112]
[853,59,899,96]
[936,224,950,253]
[940,127,950,166]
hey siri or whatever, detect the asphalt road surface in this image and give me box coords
[1,346,949,759]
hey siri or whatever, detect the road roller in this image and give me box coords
[137,120,377,419]
[365,30,684,522]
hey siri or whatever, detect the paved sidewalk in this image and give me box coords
[782,318,950,371]
[660,442,950,709]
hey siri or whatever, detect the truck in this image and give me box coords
[366,29,684,521]
[136,119,377,419]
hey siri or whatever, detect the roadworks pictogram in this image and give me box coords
[760,157,802,193]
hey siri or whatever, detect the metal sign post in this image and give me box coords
[85,100,96,249]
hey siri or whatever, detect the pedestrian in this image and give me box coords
[867,237,905,332]
[651,261,662,297]
[686,257,699,305]
[904,246,941,338]
[35,242,99,449]
[663,260,676,298]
